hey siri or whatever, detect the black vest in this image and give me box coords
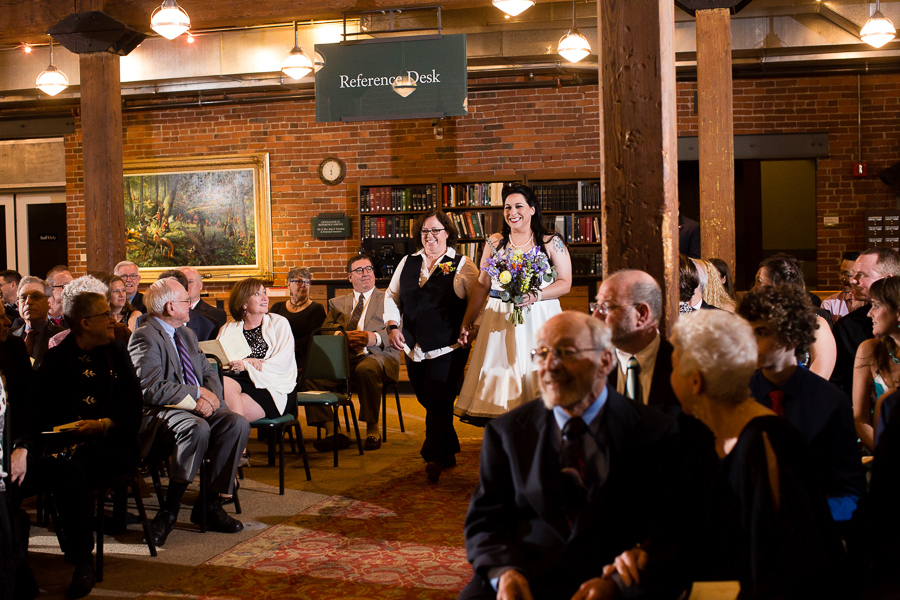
[399,254,467,352]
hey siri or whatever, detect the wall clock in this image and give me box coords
[318,156,346,185]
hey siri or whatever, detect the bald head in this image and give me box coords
[181,267,203,303]
[593,270,662,354]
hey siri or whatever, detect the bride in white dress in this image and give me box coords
[455,183,572,425]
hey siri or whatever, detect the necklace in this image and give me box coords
[289,297,310,310]
[509,233,534,249]
[890,344,900,365]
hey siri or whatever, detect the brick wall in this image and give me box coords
[65,73,900,292]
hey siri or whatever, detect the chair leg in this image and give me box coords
[147,461,165,506]
[96,488,106,583]
[278,424,286,495]
[296,424,311,481]
[287,427,297,454]
[332,409,339,467]
[232,479,242,515]
[199,461,207,533]
[130,473,157,558]
[348,403,363,455]
[382,386,388,442]
[267,426,276,466]
[395,387,405,432]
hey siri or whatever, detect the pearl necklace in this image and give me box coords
[508,233,534,249]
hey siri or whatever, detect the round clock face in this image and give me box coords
[319,157,345,185]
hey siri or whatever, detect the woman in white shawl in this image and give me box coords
[218,277,297,422]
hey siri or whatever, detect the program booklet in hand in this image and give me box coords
[199,327,252,366]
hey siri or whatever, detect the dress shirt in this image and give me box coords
[351,287,382,350]
[383,247,479,361]
[614,334,660,406]
[152,316,202,398]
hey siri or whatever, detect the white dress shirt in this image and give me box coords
[614,333,660,405]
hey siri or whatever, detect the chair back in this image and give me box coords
[301,327,350,383]
[205,353,224,385]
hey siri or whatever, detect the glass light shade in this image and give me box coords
[282,47,313,79]
[861,11,896,48]
[36,64,68,96]
[392,75,417,98]
[558,29,591,63]
[151,0,191,40]
[314,52,325,73]
[492,0,535,17]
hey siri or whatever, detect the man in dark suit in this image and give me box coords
[133,270,217,342]
[678,214,701,259]
[0,269,21,322]
[182,267,227,337]
[10,276,64,369]
[307,254,401,452]
[128,277,249,547]
[460,311,682,600]
[115,260,146,314]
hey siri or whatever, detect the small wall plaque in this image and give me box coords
[313,213,351,239]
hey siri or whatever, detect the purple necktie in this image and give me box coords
[174,330,199,386]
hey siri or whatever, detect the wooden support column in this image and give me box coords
[696,8,736,279]
[598,0,680,329]
[80,50,125,274]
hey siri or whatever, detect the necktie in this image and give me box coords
[768,390,785,417]
[625,356,642,403]
[560,416,587,485]
[174,330,199,386]
[347,293,365,331]
[24,329,36,357]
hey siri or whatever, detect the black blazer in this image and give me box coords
[608,337,681,417]
[464,388,682,597]
[193,298,227,338]
[130,291,147,314]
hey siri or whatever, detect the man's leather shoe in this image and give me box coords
[425,461,442,483]
[313,433,351,452]
[148,509,177,547]
[364,435,382,451]
[66,564,95,599]
[191,499,244,533]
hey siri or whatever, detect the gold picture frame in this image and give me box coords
[123,152,273,282]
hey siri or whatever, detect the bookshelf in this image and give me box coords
[358,173,602,279]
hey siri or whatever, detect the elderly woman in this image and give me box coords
[385,209,481,482]
[217,277,297,422]
[269,266,326,366]
[101,273,141,332]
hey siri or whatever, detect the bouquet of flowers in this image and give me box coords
[484,246,557,325]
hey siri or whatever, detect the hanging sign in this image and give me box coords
[315,35,468,122]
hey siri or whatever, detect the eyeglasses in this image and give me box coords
[119,274,140,280]
[18,292,45,302]
[590,302,639,316]
[51,284,66,290]
[170,299,191,305]
[85,311,112,321]
[349,266,375,275]
[420,228,445,236]
[530,346,601,364]
[289,278,311,286]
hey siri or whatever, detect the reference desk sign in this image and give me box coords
[312,213,351,239]
[315,35,468,123]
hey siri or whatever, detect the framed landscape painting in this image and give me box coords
[123,153,273,282]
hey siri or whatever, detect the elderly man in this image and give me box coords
[182,267,226,336]
[45,265,73,328]
[114,260,145,313]
[11,276,64,369]
[460,311,681,600]
[128,278,249,547]
[592,269,679,414]
[831,248,900,394]
[133,270,217,341]
[0,269,21,321]
[307,254,401,452]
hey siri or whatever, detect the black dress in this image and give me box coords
[270,300,326,365]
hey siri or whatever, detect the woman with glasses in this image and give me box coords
[270,267,326,366]
[454,183,572,426]
[101,273,141,332]
[218,278,297,422]
[384,210,481,482]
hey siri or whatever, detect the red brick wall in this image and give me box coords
[65,73,900,292]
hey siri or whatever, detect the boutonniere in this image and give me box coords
[437,262,456,275]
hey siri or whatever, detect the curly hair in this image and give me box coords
[738,284,818,358]
[869,276,900,378]
[679,254,699,303]
[708,258,733,297]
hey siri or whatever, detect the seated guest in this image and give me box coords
[45,265,73,328]
[133,270,217,341]
[218,278,297,422]
[708,257,734,298]
[460,311,682,600]
[739,285,865,524]
[11,276,64,369]
[48,277,132,348]
[678,254,701,314]
[822,252,864,323]
[102,273,141,332]
[182,268,227,338]
[114,260,145,313]
[666,310,849,598]
[755,253,836,379]
[128,278,249,546]
[697,258,736,312]
[0,269,22,322]
[269,266,326,367]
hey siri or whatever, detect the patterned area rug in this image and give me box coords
[139,441,482,599]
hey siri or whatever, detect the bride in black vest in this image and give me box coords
[384,210,482,483]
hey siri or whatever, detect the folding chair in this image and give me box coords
[249,393,310,493]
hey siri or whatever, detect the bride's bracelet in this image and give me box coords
[535,290,543,302]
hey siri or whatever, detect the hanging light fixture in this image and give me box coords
[861,0,896,48]
[35,37,68,96]
[492,0,535,17]
[313,52,325,73]
[392,74,417,97]
[151,0,191,40]
[557,0,591,63]
[281,21,314,80]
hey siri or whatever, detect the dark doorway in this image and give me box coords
[27,203,68,278]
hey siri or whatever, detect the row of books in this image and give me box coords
[457,242,484,264]
[449,211,504,239]
[534,181,601,211]
[361,185,439,213]
[362,215,415,240]
[544,214,601,244]
[361,211,508,241]
[442,182,505,208]
[571,251,603,276]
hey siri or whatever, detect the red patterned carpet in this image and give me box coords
[139,442,481,599]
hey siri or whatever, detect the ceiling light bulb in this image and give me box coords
[492,0,535,17]
[558,29,591,63]
[861,10,896,48]
[36,65,69,96]
[151,0,191,40]
[392,75,417,98]
[187,33,195,43]
[282,48,313,79]
[23,44,32,54]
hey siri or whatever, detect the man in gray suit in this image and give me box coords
[128,277,249,546]
[11,276,64,369]
[308,254,401,452]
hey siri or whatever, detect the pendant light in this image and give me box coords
[151,0,191,40]
[492,0,535,17]
[557,0,591,63]
[35,37,69,96]
[392,74,417,97]
[860,0,896,48]
[281,21,313,80]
